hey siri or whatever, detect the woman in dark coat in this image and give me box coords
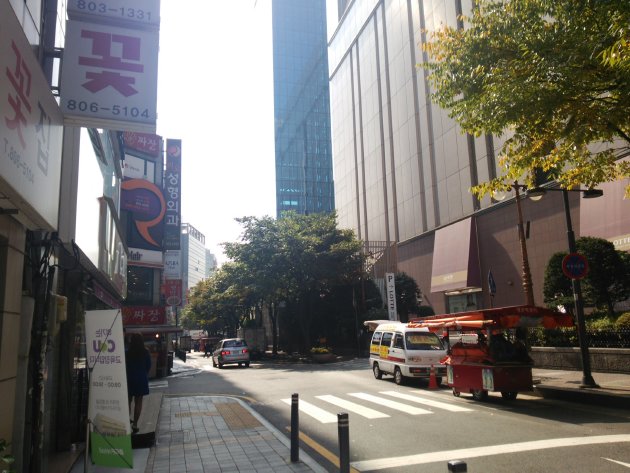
[126,333,151,433]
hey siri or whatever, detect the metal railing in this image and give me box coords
[528,327,630,349]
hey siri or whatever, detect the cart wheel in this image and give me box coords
[394,367,404,385]
[452,388,460,397]
[501,391,518,400]
[471,389,488,401]
[373,363,383,380]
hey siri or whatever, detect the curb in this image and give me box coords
[534,385,630,409]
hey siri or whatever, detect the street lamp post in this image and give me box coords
[494,182,536,307]
[513,183,536,306]
[527,186,602,388]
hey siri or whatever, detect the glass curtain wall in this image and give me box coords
[272,0,334,217]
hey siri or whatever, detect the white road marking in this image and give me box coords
[603,458,630,468]
[380,391,473,412]
[281,398,338,424]
[348,393,432,415]
[351,435,630,471]
[316,395,389,419]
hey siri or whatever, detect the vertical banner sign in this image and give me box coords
[85,310,133,468]
[163,139,181,250]
[386,273,398,320]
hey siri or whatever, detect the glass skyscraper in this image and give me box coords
[272,0,334,217]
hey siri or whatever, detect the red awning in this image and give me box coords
[430,217,481,293]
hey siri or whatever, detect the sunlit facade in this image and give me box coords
[272,0,335,217]
[327,0,630,314]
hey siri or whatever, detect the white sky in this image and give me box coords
[156,0,276,265]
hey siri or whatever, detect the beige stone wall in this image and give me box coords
[0,215,26,452]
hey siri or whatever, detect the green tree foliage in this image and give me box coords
[423,0,630,196]
[217,212,367,353]
[394,272,421,322]
[543,237,630,313]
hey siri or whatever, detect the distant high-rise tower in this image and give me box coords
[272,0,334,217]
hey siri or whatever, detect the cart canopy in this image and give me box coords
[409,305,574,330]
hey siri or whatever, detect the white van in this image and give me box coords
[369,322,447,385]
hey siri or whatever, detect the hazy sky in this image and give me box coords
[156,0,276,264]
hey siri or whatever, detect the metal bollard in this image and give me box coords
[291,393,299,462]
[338,413,350,473]
[447,460,467,472]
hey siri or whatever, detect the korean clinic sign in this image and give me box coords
[68,0,161,28]
[163,139,181,251]
[0,2,64,230]
[60,19,159,132]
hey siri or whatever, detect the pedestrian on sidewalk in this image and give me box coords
[126,333,151,434]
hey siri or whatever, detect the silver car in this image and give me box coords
[212,338,250,368]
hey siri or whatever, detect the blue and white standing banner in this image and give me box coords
[386,273,398,320]
[85,309,133,468]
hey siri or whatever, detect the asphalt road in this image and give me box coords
[159,354,630,473]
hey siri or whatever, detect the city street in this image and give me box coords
[155,353,630,472]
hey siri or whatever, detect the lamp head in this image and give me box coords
[582,189,603,199]
[526,187,546,201]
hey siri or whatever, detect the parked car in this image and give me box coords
[212,338,250,368]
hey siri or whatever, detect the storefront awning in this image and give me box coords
[430,217,481,293]
[124,325,183,335]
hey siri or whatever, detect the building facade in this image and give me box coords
[181,223,207,305]
[327,0,630,314]
[1,2,162,471]
[272,0,335,217]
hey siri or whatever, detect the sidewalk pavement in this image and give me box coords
[532,368,630,408]
[72,358,630,473]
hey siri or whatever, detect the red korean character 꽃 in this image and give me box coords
[5,41,32,149]
[79,30,144,97]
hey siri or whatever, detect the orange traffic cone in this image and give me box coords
[428,364,438,389]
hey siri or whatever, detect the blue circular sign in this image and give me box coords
[562,253,589,280]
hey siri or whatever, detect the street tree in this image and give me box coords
[223,212,366,353]
[395,272,422,322]
[423,0,630,196]
[543,237,630,314]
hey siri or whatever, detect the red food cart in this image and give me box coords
[410,305,574,401]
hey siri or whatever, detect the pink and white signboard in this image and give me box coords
[60,19,159,132]
[0,2,63,230]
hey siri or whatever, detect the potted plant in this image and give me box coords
[310,346,335,363]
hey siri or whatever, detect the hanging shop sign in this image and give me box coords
[0,1,63,230]
[122,306,166,325]
[161,280,182,307]
[163,139,181,250]
[122,131,161,159]
[163,251,181,279]
[121,178,165,250]
[84,309,133,467]
[68,0,161,28]
[60,19,159,132]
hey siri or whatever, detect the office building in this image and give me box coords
[272,0,335,217]
[327,1,630,314]
[181,223,207,305]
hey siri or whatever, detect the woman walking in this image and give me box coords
[126,333,151,434]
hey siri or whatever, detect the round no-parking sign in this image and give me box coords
[562,253,589,280]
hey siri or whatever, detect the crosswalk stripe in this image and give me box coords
[281,398,338,423]
[348,393,432,415]
[380,391,473,412]
[316,395,389,419]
